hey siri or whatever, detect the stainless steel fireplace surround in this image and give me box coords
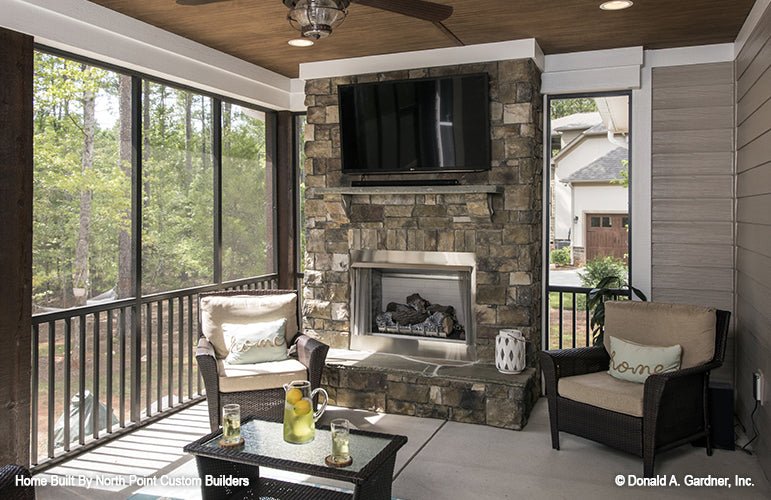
[351,250,476,361]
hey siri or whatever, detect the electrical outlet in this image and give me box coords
[753,370,764,405]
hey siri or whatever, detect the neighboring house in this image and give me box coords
[561,147,629,264]
[550,98,629,265]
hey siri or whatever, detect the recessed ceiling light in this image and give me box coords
[288,38,314,47]
[600,1,633,10]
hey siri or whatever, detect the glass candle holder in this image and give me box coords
[330,418,350,463]
[222,404,241,444]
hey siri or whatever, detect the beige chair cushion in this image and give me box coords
[603,301,716,369]
[217,358,307,393]
[559,371,645,417]
[201,293,298,359]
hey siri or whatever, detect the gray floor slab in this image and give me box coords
[34,398,771,500]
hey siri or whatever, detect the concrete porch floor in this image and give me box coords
[34,398,770,500]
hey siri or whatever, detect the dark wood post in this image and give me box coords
[276,111,298,290]
[0,26,34,467]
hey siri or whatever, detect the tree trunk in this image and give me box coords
[74,76,95,306]
[117,75,132,299]
[201,96,212,170]
[185,92,193,184]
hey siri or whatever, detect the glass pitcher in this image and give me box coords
[283,380,328,444]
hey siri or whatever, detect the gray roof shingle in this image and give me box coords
[562,147,628,182]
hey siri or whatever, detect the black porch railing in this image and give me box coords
[30,274,278,472]
[546,285,631,350]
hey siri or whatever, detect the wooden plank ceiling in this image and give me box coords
[87,0,755,78]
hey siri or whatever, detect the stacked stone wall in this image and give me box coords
[303,59,543,364]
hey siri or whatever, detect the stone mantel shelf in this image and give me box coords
[308,185,503,197]
[309,185,501,223]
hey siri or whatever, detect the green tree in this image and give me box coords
[550,98,597,120]
[611,159,629,188]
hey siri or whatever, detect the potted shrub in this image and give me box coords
[587,275,647,346]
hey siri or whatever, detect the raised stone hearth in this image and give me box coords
[322,351,539,430]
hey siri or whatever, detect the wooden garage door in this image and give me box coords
[585,213,628,263]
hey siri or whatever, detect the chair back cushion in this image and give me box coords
[201,293,298,359]
[603,301,716,369]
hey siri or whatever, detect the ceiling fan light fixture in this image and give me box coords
[285,0,349,40]
[600,1,633,10]
[288,38,315,47]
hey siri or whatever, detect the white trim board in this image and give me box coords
[298,39,545,80]
[735,0,771,58]
[1,0,294,111]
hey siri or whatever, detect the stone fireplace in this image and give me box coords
[302,58,543,367]
[351,249,476,360]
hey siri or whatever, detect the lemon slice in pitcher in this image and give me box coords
[286,388,303,404]
[294,399,311,416]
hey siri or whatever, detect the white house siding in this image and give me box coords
[553,136,619,240]
[572,183,628,248]
[735,5,771,480]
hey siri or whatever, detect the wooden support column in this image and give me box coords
[275,111,298,290]
[0,27,33,467]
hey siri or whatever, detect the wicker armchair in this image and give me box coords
[539,301,730,477]
[0,464,35,499]
[196,289,329,431]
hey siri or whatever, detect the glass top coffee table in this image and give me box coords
[184,415,408,500]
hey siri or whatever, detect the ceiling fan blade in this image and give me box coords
[352,0,453,22]
[176,0,232,6]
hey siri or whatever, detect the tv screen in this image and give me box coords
[339,74,490,174]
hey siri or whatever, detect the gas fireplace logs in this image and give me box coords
[375,293,465,339]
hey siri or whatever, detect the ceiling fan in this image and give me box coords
[176,0,454,40]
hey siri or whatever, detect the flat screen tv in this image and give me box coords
[339,73,490,174]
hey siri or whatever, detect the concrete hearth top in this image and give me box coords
[325,348,535,386]
[308,185,503,196]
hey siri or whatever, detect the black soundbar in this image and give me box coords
[351,179,460,187]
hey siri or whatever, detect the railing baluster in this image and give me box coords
[558,292,563,350]
[146,302,152,418]
[188,295,194,398]
[586,293,591,346]
[168,298,174,407]
[63,318,71,452]
[31,324,39,464]
[156,301,162,412]
[78,315,86,446]
[47,321,54,458]
[93,311,100,439]
[571,292,577,349]
[119,307,126,428]
[106,310,113,434]
[178,296,183,403]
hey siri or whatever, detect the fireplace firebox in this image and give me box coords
[351,250,476,360]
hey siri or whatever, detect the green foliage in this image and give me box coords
[548,291,587,311]
[550,248,571,266]
[33,52,269,308]
[578,256,628,288]
[587,276,647,346]
[550,98,598,120]
[610,159,629,188]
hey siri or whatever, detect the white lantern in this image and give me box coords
[495,329,526,374]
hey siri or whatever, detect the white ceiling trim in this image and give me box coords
[299,39,545,80]
[645,43,735,68]
[1,0,293,110]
